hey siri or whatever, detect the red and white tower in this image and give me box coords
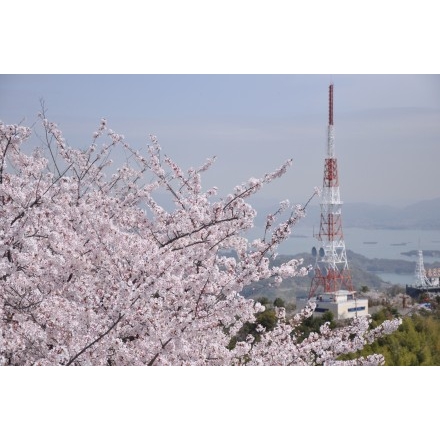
[309,84,354,300]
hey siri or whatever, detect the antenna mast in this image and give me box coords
[309,84,353,299]
[415,250,428,287]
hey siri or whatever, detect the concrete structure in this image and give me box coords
[297,292,369,320]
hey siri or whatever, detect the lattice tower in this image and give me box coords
[309,84,353,299]
[415,250,428,287]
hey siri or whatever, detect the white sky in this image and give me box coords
[2,3,439,210]
[1,74,439,207]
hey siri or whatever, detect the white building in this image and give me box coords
[297,290,369,320]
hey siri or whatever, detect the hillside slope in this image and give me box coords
[241,251,392,303]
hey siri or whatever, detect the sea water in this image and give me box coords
[277,226,440,261]
[252,226,440,286]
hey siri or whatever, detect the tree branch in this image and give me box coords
[66,312,124,366]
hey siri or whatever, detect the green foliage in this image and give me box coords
[294,310,336,342]
[273,297,286,308]
[341,306,440,365]
[321,311,335,325]
[256,309,278,332]
[256,296,270,306]
[227,295,299,350]
[229,308,279,348]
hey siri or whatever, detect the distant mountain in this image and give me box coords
[342,198,440,229]
[252,197,440,230]
[398,198,440,229]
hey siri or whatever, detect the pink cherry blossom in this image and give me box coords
[0,118,401,366]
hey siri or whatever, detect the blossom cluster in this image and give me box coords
[0,119,401,365]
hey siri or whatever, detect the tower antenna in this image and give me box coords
[309,83,353,299]
[329,82,334,126]
[297,84,369,319]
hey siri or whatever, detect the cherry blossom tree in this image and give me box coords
[0,116,401,366]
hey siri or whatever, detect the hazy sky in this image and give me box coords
[1,74,439,207]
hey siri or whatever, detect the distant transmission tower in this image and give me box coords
[309,84,353,299]
[415,250,428,288]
